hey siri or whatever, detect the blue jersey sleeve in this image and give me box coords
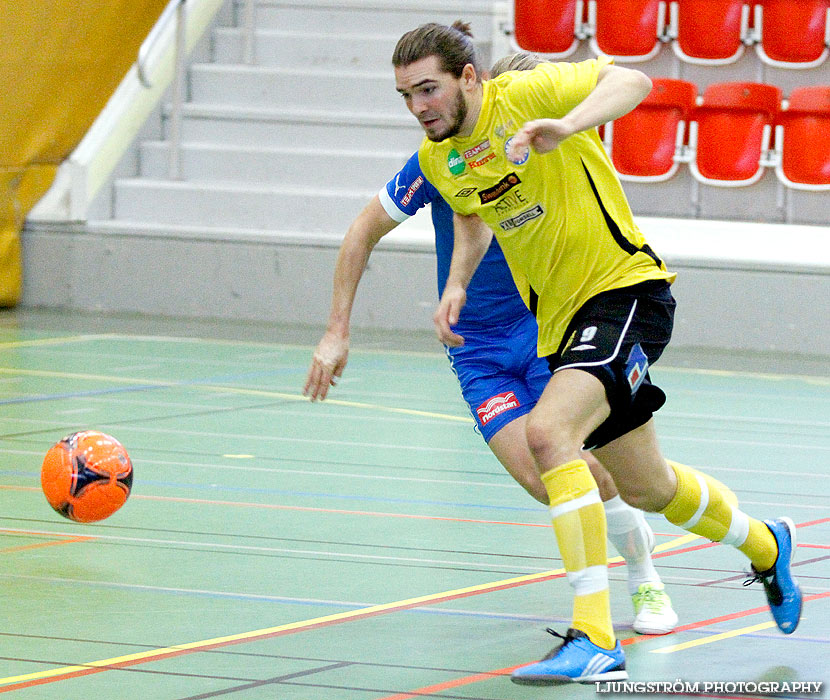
[378,152,440,222]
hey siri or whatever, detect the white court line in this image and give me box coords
[7,393,471,427]
[0,417,485,454]
[0,527,555,572]
[0,448,520,489]
[0,572,579,621]
[4,447,827,503]
[696,464,830,479]
[90,333,830,383]
[661,435,830,451]
[660,410,830,428]
[0,414,825,454]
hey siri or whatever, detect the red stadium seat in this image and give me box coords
[753,0,830,68]
[667,0,751,64]
[587,0,668,61]
[606,78,698,181]
[689,82,781,185]
[775,86,830,189]
[513,0,587,56]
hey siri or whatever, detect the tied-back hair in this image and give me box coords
[392,21,483,80]
[490,51,545,78]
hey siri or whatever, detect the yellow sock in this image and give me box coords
[668,460,738,508]
[542,459,615,649]
[661,461,777,571]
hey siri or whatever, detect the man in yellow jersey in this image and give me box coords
[392,22,801,685]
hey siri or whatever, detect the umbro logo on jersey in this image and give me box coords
[455,187,477,198]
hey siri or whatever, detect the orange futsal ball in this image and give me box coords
[41,431,133,523]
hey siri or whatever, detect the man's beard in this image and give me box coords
[427,90,467,142]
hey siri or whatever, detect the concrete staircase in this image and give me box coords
[20,0,829,355]
[93,0,498,241]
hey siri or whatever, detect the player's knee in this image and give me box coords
[524,413,578,467]
[617,483,664,513]
[586,459,618,501]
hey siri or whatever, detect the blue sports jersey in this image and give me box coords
[378,152,552,441]
[378,152,529,331]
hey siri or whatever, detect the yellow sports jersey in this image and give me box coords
[418,58,676,357]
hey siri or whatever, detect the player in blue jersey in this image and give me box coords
[304,52,678,635]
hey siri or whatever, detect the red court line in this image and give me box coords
[0,569,574,694]
[0,514,822,694]
[373,517,830,700]
[0,485,551,529]
[0,536,93,554]
[795,517,830,528]
[0,536,724,693]
[378,667,519,700]
[376,592,830,700]
[138,494,553,528]
[0,528,95,554]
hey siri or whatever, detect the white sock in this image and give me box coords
[603,495,661,595]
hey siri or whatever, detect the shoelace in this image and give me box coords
[545,628,569,642]
[635,587,666,611]
[742,571,764,587]
[541,628,578,660]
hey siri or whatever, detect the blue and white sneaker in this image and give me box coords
[744,517,802,634]
[510,628,627,685]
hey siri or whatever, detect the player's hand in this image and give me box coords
[433,284,466,347]
[509,118,573,157]
[304,331,349,401]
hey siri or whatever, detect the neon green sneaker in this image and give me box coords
[632,582,678,635]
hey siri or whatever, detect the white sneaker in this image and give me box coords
[632,582,678,635]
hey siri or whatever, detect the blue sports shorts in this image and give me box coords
[446,313,551,442]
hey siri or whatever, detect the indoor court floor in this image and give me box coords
[0,310,827,699]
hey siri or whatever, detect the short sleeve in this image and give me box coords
[512,56,613,119]
[378,152,440,222]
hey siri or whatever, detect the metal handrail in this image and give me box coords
[137,0,187,89]
[135,0,188,179]
[167,1,188,179]
[136,0,254,179]
[243,0,256,64]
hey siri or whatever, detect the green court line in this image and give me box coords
[42,333,829,386]
[0,533,699,690]
[0,367,475,423]
[0,335,108,350]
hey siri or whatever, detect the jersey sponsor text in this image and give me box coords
[476,391,520,425]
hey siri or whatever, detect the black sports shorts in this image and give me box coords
[546,279,676,450]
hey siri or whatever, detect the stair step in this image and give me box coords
[140,142,411,189]
[170,103,425,151]
[113,178,377,232]
[189,63,404,113]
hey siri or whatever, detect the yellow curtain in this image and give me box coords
[0,0,169,306]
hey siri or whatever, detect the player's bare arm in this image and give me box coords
[304,196,399,401]
[434,212,493,347]
[508,65,652,158]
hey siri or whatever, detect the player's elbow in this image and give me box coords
[630,69,653,101]
[600,65,652,105]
